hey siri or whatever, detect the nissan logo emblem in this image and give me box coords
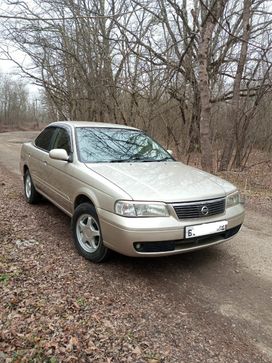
[201,205,209,215]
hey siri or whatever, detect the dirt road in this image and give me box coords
[0,131,271,362]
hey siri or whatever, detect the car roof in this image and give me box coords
[49,121,139,130]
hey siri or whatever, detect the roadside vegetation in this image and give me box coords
[0,75,48,132]
[0,0,271,173]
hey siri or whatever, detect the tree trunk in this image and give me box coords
[198,19,214,172]
[219,0,251,171]
[198,0,226,172]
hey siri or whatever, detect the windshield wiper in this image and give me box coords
[108,156,155,163]
[157,157,173,162]
[107,156,173,163]
[129,156,155,162]
[108,159,131,163]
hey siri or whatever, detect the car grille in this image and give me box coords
[172,198,226,219]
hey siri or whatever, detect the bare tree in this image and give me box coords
[198,0,227,172]
[1,0,272,170]
[219,0,252,171]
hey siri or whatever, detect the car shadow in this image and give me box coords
[32,197,233,285]
[107,245,228,280]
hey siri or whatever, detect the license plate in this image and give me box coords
[185,221,228,239]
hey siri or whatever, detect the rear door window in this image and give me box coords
[35,127,57,152]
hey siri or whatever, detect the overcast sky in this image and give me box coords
[0,50,41,98]
[0,0,40,97]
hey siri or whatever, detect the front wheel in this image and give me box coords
[24,170,41,204]
[72,203,110,263]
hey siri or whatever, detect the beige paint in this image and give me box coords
[20,121,245,257]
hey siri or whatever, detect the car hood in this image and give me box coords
[86,161,236,203]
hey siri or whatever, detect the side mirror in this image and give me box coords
[49,149,69,161]
[167,149,173,156]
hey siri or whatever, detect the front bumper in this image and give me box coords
[98,204,245,257]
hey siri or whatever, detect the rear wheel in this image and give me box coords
[72,203,110,263]
[24,169,41,204]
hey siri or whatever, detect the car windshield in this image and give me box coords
[75,127,173,163]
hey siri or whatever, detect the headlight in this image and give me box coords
[115,201,169,217]
[226,191,240,207]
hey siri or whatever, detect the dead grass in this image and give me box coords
[0,166,270,363]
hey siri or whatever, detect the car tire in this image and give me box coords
[72,203,110,263]
[24,169,41,204]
